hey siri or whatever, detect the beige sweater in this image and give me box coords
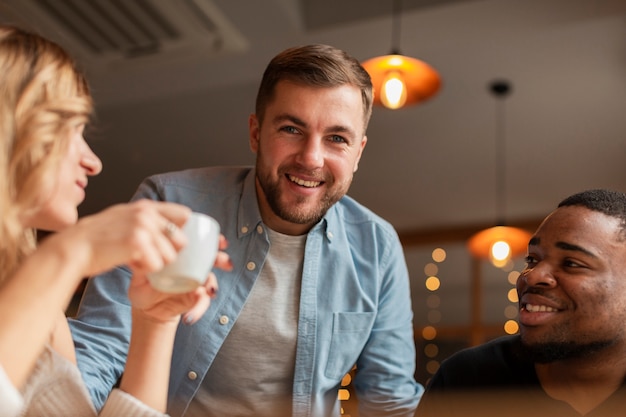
[0,345,168,417]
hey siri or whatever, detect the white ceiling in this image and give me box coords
[2,0,626,352]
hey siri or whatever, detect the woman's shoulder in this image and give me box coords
[20,345,96,416]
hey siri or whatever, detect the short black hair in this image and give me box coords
[558,189,626,240]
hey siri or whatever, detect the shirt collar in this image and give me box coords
[236,168,335,243]
[236,168,263,238]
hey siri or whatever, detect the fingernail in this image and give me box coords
[184,314,194,325]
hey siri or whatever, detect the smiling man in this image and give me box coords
[69,44,422,417]
[415,189,626,417]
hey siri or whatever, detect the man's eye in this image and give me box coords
[524,255,537,266]
[281,126,299,134]
[563,259,582,268]
[330,135,347,144]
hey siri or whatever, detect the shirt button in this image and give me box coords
[188,371,198,380]
[327,231,333,239]
[256,225,263,234]
[246,261,256,271]
[241,226,249,233]
[219,315,229,325]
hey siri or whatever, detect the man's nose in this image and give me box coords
[519,263,557,289]
[296,137,324,169]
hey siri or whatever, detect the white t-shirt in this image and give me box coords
[187,226,306,417]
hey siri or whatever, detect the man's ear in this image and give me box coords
[353,135,368,173]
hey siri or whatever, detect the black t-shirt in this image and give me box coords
[415,335,626,417]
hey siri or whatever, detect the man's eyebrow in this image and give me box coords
[273,113,306,127]
[528,236,597,258]
[325,125,353,133]
[555,241,597,258]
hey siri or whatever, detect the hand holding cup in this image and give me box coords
[148,212,221,294]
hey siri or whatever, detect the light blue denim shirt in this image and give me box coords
[69,166,423,417]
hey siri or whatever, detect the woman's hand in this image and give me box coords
[128,234,232,325]
[58,199,193,278]
[54,198,232,326]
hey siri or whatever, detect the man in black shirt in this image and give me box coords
[416,189,626,417]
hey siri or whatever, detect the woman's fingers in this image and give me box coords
[218,234,228,250]
[213,251,233,271]
[124,201,191,273]
[181,291,211,325]
[126,207,231,325]
[133,284,213,325]
[181,273,219,324]
[154,201,192,228]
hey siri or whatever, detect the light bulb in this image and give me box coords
[490,240,511,268]
[380,70,407,109]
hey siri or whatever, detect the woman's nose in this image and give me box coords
[82,143,102,176]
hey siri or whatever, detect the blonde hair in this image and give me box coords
[0,25,93,282]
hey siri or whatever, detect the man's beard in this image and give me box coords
[257,170,350,226]
[520,339,614,363]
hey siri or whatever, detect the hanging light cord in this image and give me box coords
[390,0,402,55]
[491,80,511,226]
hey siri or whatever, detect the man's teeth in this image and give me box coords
[525,304,557,313]
[288,175,320,188]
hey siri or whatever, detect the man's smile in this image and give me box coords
[522,303,559,313]
[287,174,322,188]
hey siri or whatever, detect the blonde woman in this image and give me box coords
[0,25,229,417]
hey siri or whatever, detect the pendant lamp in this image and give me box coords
[361,0,441,109]
[467,80,532,268]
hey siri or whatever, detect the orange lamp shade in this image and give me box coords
[467,226,532,261]
[361,54,441,108]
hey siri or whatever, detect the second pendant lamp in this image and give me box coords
[467,80,532,268]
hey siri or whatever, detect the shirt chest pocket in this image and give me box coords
[324,312,375,379]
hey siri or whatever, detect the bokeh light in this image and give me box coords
[432,248,446,262]
[422,326,437,340]
[426,294,440,309]
[426,360,440,375]
[424,262,438,276]
[427,310,442,323]
[504,305,518,319]
[425,276,441,291]
[424,343,439,358]
[504,320,519,334]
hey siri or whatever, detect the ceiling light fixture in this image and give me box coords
[467,80,532,268]
[361,0,441,109]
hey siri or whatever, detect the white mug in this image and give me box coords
[148,212,220,294]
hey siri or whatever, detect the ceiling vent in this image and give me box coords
[4,0,247,62]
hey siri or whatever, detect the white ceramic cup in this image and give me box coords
[148,212,221,294]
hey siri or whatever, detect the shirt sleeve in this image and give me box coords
[0,364,24,417]
[68,265,134,411]
[353,226,424,417]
